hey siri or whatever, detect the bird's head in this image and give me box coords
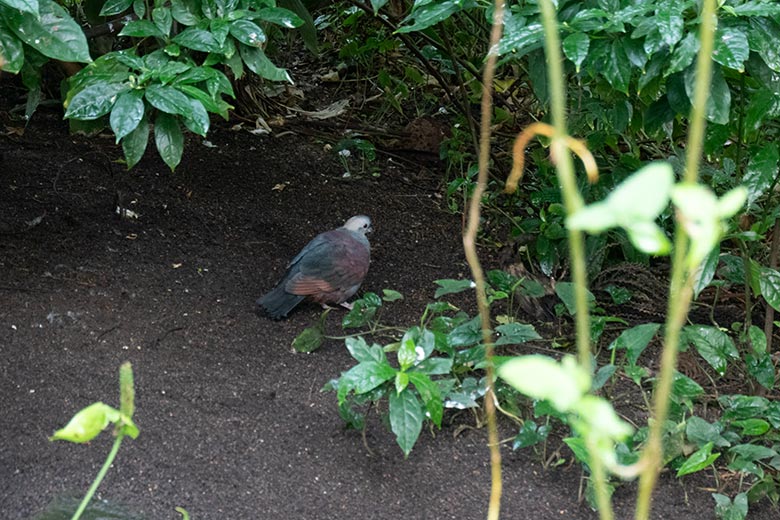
[343,215,373,236]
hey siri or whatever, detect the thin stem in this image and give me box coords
[461,2,505,519]
[72,435,124,520]
[635,1,718,518]
[538,0,589,369]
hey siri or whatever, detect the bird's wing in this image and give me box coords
[285,231,369,296]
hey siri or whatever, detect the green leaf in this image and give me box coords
[745,351,775,390]
[407,372,443,427]
[717,187,747,218]
[666,32,699,76]
[433,278,474,298]
[743,143,779,208]
[398,329,418,371]
[512,420,550,450]
[554,282,595,315]
[256,7,304,28]
[603,38,631,94]
[609,323,660,365]
[713,26,749,71]
[624,221,672,255]
[389,389,424,457]
[447,315,483,348]
[748,325,767,355]
[694,245,719,298]
[397,0,474,34]
[655,0,683,47]
[239,44,291,82]
[748,17,780,72]
[677,442,720,477]
[2,0,91,63]
[0,20,24,73]
[110,89,144,143]
[0,0,38,15]
[494,322,541,345]
[731,419,770,437]
[498,20,544,57]
[683,325,739,376]
[154,112,184,171]
[119,20,165,38]
[145,84,193,115]
[177,84,232,120]
[729,443,778,462]
[382,289,403,302]
[759,267,780,312]
[171,0,199,26]
[592,364,616,391]
[411,357,453,376]
[181,97,210,136]
[152,6,173,38]
[686,416,729,448]
[230,19,266,47]
[563,32,589,73]
[342,292,381,328]
[100,0,133,16]
[292,325,323,353]
[65,80,127,120]
[278,0,317,53]
[122,113,149,169]
[498,355,590,413]
[50,402,120,443]
[345,337,384,363]
[395,371,409,394]
[685,65,731,125]
[713,493,748,520]
[338,360,396,401]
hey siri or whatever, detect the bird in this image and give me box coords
[257,215,372,319]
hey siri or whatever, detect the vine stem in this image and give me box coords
[635,0,717,518]
[461,1,505,519]
[536,1,614,518]
[71,434,124,520]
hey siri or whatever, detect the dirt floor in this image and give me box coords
[1,108,777,520]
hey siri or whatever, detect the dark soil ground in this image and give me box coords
[1,107,777,520]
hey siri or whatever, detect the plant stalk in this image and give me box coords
[71,435,124,520]
[461,2,505,519]
[635,1,717,518]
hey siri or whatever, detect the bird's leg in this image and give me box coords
[340,301,354,310]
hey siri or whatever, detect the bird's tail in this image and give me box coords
[257,286,305,319]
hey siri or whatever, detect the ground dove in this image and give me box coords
[257,215,372,319]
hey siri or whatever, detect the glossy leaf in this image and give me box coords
[154,112,184,171]
[345,337,384,363]
[256,7,304,28]
[513,420,550,450]
[694,245,719,298]
[563,32,589,72]
[50,402,120,443]
[603,38,631,94]
[748,17,780,72]
[110,89,144,143]
[65,81,127,120]
[145,84,193,115]
[743,143,779,208]
[3,0,91,63]
[713,26,749,71]
[408,372,443,427]
[181,97,210,136]
[684,325,739,376]
[172,27,220,52]
[0,20,24,73]
[494,322,541,345]
[677,442,720,477]
[122,113,149,169]
[239,44,291,82]
[397,0,475,34]
[433,278,474,298]
[499,20,544,57]
[342,293,381,328]
[686,416,729,448]
[389,389,424,457]
[152,6,173,38]
[666,32,699,76]
[731,419,770,437]
[0,0,38,15]
[713,493,748,520]
[100,0,132,16]
[171,0,199,25]
[759,267,780,311]
[230,19,266,47]
[655,0,683,47]
[609,323,660,365]
[119,20,165,38]
[684,65,731,125]
[337,360,396,401]
[448,315,482,348]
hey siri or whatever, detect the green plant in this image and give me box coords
[49,362,139,520]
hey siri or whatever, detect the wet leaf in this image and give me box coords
[609,323,660,365]
[65,80,127,120]
[494,322,541,345]
[110,90,144,143]
[2,0,91,63]
[677,442,720,476]
[563,32,589,72]
[154,112,183,171]
[389,389,424,457]
[408,372,443,427]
